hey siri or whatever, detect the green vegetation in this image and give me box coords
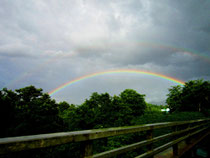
[0,86,64,138]
[0,79,209,158]
[167,79,210,115]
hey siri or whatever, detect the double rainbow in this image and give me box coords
[6,42,209,89]
[49,69,185,96]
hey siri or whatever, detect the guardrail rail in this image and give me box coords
[0,119,209,158]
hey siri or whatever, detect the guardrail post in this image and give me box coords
[82,140,93,158]
[172,126,178,156]
[186,123,193,145]
[146,129,154,158]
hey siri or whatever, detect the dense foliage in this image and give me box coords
[0,86,64,138]
[62,89,146,131]
[0,79,209,158]
[166,79,210,114]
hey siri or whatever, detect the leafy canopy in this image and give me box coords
[0,86,64,137]
[166,79,210,114]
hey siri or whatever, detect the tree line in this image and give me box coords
[0,79,209,158]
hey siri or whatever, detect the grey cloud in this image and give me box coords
[0,44,34,58]
[0,0,209,104]
[200,24,210,34]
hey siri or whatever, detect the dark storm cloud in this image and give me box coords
[148,0,210,51]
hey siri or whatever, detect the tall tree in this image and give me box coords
[0,88,18,137]
[0,86,64,137]
[120,89,146,116]
[166,79,210,114]
[166,85,182,112]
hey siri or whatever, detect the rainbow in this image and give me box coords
[6,42,209,89]
[48,69,185,96]
[136,42,210,60]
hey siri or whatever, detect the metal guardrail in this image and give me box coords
[0,119,209,158]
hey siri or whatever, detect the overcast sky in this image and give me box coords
[0,0,210,105]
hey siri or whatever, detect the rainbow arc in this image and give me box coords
[49,69,185,96]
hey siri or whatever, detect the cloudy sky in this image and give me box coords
[0,0,210,105]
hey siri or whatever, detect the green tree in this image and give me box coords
[67,92,113,130]
[166,79,210,114]
[181,80,210,112]
[120,89,146,117]
[65,89,147,131]
[166,85,182,112]
[0,86,64,138]
[0,88,18,137]
[58,101,71,113]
